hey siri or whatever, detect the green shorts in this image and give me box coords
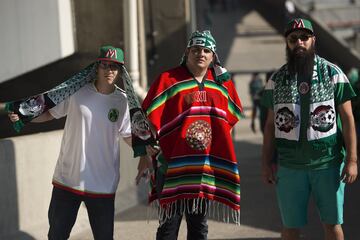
[275,163,345,228]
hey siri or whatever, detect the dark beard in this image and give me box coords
[286,44,315,77]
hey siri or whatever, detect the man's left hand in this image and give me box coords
[341,161,358,184]
[136,155,153,185]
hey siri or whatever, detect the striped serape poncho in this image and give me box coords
[142,65,243,224]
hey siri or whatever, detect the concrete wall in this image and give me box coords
[145,0,188,82]
[0,0,126,80]
[72,0,124,53]
[0,0,75,83]
[0,130,146,239]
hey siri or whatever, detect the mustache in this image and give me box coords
[293,46,306,52]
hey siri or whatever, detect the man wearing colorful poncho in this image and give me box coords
[141,30,243,239]
[261,18,358,240]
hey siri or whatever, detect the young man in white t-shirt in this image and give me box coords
[8,46,139,239]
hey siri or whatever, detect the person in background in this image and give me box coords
[249,72,264,133]
[347,67,359,91]
[348,68,360,154]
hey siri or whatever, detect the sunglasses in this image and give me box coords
[287,34,313,44]
[98,61,120,70]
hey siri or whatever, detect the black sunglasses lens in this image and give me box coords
[105,64,117,70]
[299,35,310,41]
[289,35,311,43]
[99,62,120,70]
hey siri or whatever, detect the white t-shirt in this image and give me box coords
[49,83,131,196]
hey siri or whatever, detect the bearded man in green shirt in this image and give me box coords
[261,18,358,240]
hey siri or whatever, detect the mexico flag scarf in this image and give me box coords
[5,63,97,132]
[266,55,355,142]
[5,62,155,157]
[143,65,243,225]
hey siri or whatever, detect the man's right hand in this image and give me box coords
[8,112,19,122]
[261,162,277,185]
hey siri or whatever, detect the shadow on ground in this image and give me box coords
[115,140,282,235]
[115,136,360,240]
[211,238,280,240]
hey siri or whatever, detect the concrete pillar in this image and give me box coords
[138,0,148,90]
[185,0,197,36]
[123,0,147,99]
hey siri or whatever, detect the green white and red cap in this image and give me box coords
[96,45,124,64]
[284,18,314,37]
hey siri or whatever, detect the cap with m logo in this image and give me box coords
[284,18,314,37]
[96,45,124,64]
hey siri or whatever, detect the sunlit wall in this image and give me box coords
[0,0,75,83]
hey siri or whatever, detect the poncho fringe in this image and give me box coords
[148,198,241,225]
